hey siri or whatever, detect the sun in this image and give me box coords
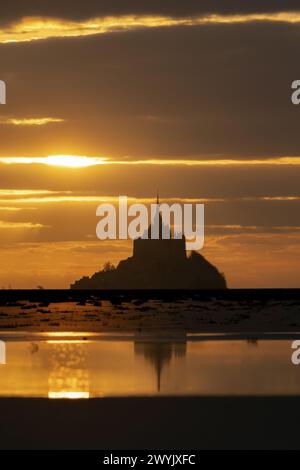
[44,155,106,168]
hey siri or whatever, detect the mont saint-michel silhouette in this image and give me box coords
[71,197,226,289]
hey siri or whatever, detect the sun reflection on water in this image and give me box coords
[0,336,298,397]
[48,391,90,399]
[47,341,90,399]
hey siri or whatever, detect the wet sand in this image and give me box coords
[0,396,299,450]
[0,296,300,333]
[1,290,299,450]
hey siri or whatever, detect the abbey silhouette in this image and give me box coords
[71,197,226,289]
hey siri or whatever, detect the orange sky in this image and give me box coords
[1,3,300,288]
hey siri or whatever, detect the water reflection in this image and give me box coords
[47,341,90,399]
[134,341,186,391]
[246,339,258,347]
[0,336,299,397]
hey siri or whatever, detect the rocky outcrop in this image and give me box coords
[71,249,226,289]
[71,205,226,289]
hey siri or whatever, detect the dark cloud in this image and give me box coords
[1,191,300,243]
[0,22,300,158]
[0,162,299,200]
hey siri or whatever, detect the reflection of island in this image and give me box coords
[71,196,226,289]
[134,340,187,391]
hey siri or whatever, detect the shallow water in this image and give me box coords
[0,332,299,397]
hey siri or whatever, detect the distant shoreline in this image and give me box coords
[1,287,300,301]
[1,330,300,341]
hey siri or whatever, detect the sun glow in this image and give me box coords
[2,13,300,44]
[43,155,107,168]
[0,155,107,168]
[2,155,300,168]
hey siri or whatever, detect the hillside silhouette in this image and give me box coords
[71,201,226,289]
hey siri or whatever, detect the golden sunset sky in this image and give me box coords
[1,1,300,288]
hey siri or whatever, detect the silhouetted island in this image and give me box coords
[71,202,226,290]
